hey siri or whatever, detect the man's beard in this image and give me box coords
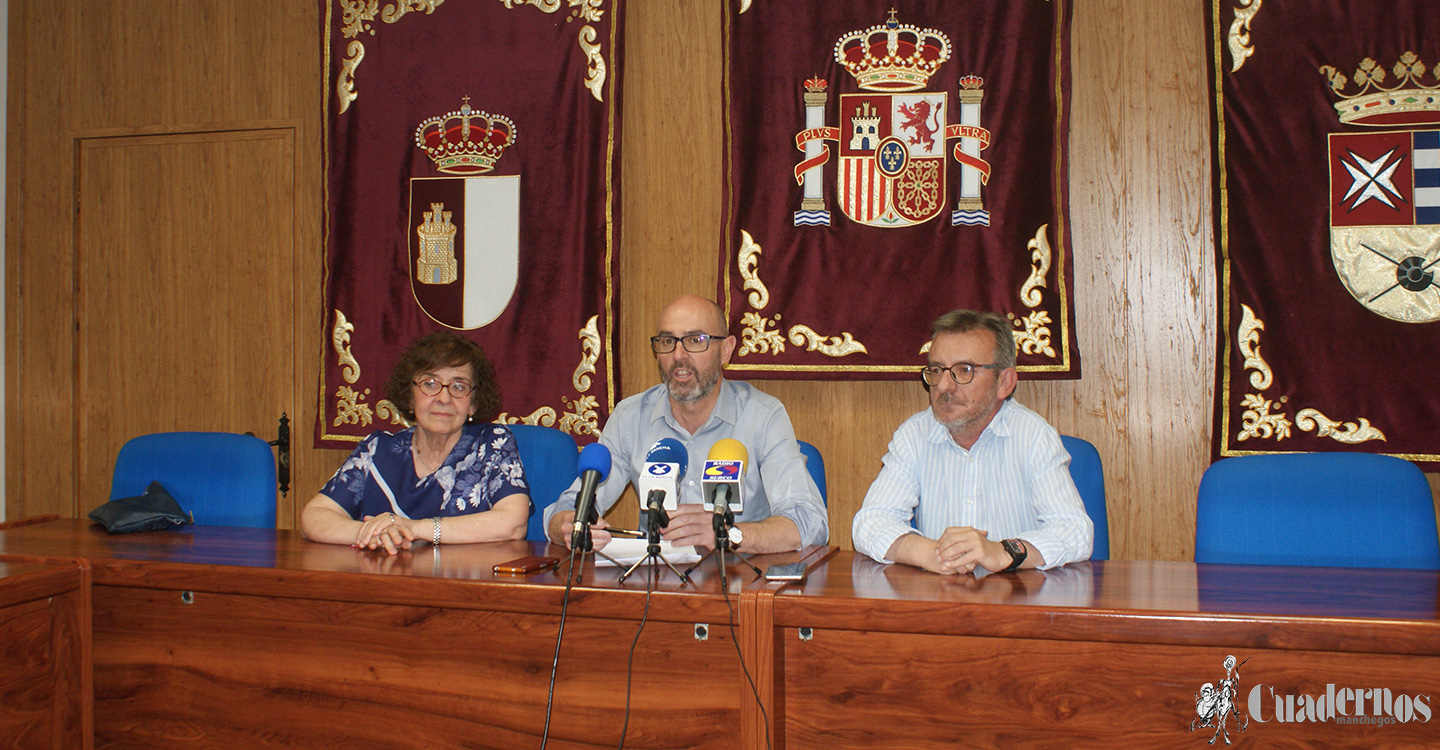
[931,388,998,434]
[661,359,723,403]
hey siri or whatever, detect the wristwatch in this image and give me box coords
[729,525,744,550]
[1000,539,1027,572]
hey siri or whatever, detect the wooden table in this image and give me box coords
[2,519,1438,749]
[754,555,1440,748]
[0,519,819,750]
[0,550,90,750]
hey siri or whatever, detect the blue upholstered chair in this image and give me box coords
[1194,453,1440,569]
[507,424,580,542]
[1060,435,1109,561]
[109,432,277,528]
[797,440,827,506]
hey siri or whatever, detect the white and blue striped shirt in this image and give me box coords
[852,400,1092,570]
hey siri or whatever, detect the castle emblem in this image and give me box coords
[793,11,993,228]
[1322,52,1440,323]
[408,98,521,330]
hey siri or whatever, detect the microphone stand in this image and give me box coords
[567,510,623,584]
[619,493,690,585]
[683,504,762,587]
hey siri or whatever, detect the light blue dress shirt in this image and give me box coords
[852,399,1092,570]
[544,380,829,547]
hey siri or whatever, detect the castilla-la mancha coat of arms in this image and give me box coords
[793,11,994,229]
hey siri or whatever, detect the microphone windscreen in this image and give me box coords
[706,438,749,466]
[577,442,612,480]
[644,438,689,476]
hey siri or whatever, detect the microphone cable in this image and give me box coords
[614,567,653,749]
[721,571,773,750]
[539,542,584,749]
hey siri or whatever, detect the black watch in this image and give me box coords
[1000,539,1028,572]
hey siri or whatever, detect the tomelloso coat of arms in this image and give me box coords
[1323,52,1440,323]
[793,11,993,229]
[409,97,521,330]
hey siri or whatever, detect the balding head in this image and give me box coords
[656,294,728,337]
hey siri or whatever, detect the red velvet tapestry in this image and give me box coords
[1209,1,1440,466]
[720,0,1078,380]
[319,0,623,447]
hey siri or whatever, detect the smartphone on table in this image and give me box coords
[493,555,561,575]
[764,562,807,581]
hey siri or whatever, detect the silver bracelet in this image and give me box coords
[432,516,442,545]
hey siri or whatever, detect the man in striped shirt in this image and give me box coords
[852,310,1092,574]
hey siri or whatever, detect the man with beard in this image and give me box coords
[852,310,1092,573]
[546,294,828,553]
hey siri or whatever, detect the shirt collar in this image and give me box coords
[925,398,1014,448]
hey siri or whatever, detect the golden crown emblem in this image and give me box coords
[414,98,517,174]
[833,10,951,92]
[1320,51,1440,127]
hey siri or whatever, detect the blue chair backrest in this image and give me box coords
[507,424,580,542]
[1060,435,1108,560]
[110,432,277,528]
[1195,453,1440,569]
[797,440,827,506]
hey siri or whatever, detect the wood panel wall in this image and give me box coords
[596,0,1438,559]
[5,0,323,526]
[8,0,1438,559]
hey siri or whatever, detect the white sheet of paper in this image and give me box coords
[593,538,702,567]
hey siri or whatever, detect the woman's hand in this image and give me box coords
[356,512,420,555]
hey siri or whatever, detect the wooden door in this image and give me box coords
[7,0,323,524]
[74,130,294,512]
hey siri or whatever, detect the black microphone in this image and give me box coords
[570,443,612,550]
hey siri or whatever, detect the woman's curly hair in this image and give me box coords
[383,331,501,424]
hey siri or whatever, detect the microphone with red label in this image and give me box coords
[702,438,747,514]
[685,438,761,585]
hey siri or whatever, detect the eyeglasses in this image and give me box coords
[920,362,1004,386]
[413,377,475,399]
[650,333,725,354]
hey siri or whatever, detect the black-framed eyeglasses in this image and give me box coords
[650,333,725,354]
[413,377,475,399]
[920,362,1003,386]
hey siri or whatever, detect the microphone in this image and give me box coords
[637,438,688,512]
[570,443,612,550]
[702,438,747,514]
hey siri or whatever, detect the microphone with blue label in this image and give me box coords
[685,438,762,585]
[620,438,693,584]
[701,438,747,516]
[637,437,687,514]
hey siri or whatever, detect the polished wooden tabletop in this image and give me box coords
[791,551,1440,620]
[0,518,820,622]
[3,518,1437,646]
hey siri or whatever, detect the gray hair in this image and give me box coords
[929,309,1016,370]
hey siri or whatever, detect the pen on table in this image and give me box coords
[603,528,645,538]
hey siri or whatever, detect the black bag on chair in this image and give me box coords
[88,481,194,533]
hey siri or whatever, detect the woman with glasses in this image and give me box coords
[301,331,530,554]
